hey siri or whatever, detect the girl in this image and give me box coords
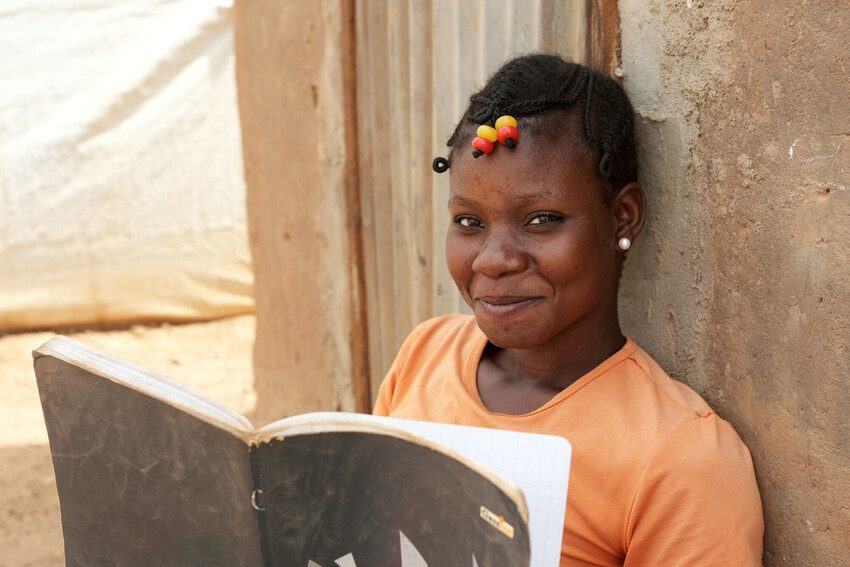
[373,54,763,565]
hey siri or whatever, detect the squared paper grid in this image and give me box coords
[382,417,571,567]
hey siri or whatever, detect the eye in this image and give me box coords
[527,212,565,226]
[454,215,484,229]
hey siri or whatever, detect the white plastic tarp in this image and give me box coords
[0,0,253,331]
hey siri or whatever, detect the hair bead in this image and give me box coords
[471,137,494,158]
[476,125,498,142]
[494,115,517,130]
[432,156,450,173]
[438,54,637,197]
[497,125,519,148]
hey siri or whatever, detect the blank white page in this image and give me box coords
[380,416,571,567]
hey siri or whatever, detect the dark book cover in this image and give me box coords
[33,336,534,566]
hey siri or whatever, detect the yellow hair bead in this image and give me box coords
[476,125,498,142]
[495,115,517,130]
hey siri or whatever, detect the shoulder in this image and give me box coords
[390,314,481,380]
[622,342,714,417]
[584,340,724,451]
[638,412,758,489]
[401,314,479,350]
[618,344,763,563]
[618,343,756,479]
[372,315,480,416]
[624,413,763,563]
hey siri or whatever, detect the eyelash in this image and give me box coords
[454,216,483,228]
[452,213,565,229]
[527,213,565,226]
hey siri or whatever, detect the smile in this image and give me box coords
[476,296,542,318]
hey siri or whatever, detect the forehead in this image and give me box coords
[448,138,604,207]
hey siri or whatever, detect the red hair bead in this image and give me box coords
[471,136,494,158]
[498,125,519,149]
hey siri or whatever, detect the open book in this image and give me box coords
[33,336,571,566]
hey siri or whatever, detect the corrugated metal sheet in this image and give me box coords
[356,0,591,396]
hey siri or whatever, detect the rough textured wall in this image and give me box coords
[618,0,848,563]
[234,0,368,423]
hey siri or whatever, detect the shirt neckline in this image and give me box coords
[461,325,639,418]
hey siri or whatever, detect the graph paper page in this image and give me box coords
[380,416,571,567]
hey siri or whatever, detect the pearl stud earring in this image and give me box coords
[618,237,632,251]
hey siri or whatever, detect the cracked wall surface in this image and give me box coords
[618,1,848,563]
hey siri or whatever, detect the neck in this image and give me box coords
[492,298,625,391]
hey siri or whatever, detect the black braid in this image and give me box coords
[598,151,612,178]
[436,53,638,199]
[583,73,594,142]
[600,118,631,178]
[468,95,495,124]
[509,97,558,114]
[563,67,589,104]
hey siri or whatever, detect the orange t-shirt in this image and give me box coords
[373,315,763,566]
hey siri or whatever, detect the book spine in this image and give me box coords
[250,444,272,567]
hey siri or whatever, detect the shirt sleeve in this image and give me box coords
[372,321,426,416]
[372,368,395,416]
[623,414,764,566]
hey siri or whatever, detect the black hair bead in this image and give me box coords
[432,156,450,173]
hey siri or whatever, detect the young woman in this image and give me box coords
[374,54,763,566]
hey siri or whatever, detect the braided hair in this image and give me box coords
[435,54,638,201]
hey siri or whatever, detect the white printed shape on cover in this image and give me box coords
[310,532,472,567]
[306,555,356,567]
[399,531,428,567]
[335,554,357,567]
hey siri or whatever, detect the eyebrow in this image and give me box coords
[448,194,479,208]
[448,188,558,209]
[512,188,556,207]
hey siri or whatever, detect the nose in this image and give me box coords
[471,230,528,278]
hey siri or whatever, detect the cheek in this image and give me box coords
[445,234,475,288]
[535,234,583,272]
[537,229,607,285]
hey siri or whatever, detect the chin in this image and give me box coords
[474,315,545,350]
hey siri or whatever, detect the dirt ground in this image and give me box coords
[0,315,256,567]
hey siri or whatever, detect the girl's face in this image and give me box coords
[446,140,623,350]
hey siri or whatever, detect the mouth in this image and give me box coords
[475,296,542,318]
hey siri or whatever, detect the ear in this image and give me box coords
[609,182,645,248]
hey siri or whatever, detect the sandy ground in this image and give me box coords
[0,315,256,567]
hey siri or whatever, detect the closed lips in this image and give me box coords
[475,296,542,317]
[477,296,541,305]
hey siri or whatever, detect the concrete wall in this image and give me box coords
[234,0,370,422]
[618,0,848,563]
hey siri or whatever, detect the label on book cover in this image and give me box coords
[479,505,514,539]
